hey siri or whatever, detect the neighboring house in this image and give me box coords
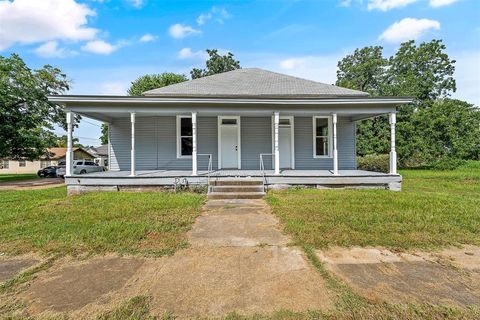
[0,147,95,174]
[49,68,411,193]
[91,145,109,167]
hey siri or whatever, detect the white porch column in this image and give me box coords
[274,112,280,175]
[130,112,136,176]
[332,113,338,175]
[66,111,73,176]
[192,112,198,176]
[389,112,397,175]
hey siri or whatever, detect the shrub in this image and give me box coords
[357,154,389,173]
[430,157,466,171]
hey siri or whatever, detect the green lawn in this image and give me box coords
[0,187,205,256]
[0,173,39,183]
[266,161,480,250]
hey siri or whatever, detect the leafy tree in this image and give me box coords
[0,54,72,160]
[100,123,109,145]
[127,73,187,96]
[336,46,387,94]
[52,135,82,148]
[191,49,241,79]
[407,99,479,163]
[336,40,463,166]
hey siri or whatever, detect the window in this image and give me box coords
[314,117,331,157]
[221,118,237,125]
[177,116,193,158]
[279,118,291,126]
[40,160,50,168]
[19,160,26,167]
[0,160,8,169]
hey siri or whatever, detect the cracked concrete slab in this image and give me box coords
[317,246,480,308]
[21,198,332,319]
[0,256,39,282]
[24,256,144,314]
[188,199,290,247]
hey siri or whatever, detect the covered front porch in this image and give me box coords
[49,94,410,194]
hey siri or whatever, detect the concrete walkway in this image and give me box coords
[19,198,333,319]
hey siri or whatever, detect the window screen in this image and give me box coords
[315,118,330,156]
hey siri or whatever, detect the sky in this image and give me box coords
[1,0,479,146]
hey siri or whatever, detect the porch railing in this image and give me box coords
[259,153,274,193]
[198,153,213,192]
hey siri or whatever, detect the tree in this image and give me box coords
[0,54,72,160]
[128,73,187,96]
[100,123,109,145]
[336,40,461,166]
[191,49,241,79]
[52,135,82,148]
[336,46,387,94]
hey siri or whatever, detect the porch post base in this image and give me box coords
[388,181,401,191]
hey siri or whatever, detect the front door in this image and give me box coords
[276,117,294,169]
[219,117,240,169]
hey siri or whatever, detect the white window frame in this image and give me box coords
[176,115,193,159]
[313,116,333,158]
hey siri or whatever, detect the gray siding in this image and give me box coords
[294,116,356,170]
[110,116,218,171]
[110,115,356,171]
[241,117,273,170]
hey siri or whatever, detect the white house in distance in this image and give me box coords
[48,68,411,196]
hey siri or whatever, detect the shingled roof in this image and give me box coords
[143,68,368,98]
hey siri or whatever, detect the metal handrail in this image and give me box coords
[259,153,274,193]
[197,153,213,192]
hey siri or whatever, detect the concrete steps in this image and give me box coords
[208,179,265,199]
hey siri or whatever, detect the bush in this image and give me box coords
[357,154,389,173]
[429,157,466,171]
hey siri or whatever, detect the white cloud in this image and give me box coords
[81,40,118,55]
[451,51,480,106]
[379,18,440,43]
[252,53,343,85]
[0,0,98,51]
[127,0,144,8]
[177,48,206,59]
[34,41,76,58]
[429,0,459,7]
[139,34,157,42]
[340,0,353,6]
[279,58,308,70]
[168,24,201,39]
[368,0,418,11]
[197,7,230,25]
[99,82,127,95]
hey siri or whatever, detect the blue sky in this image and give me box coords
[1,0,479,146]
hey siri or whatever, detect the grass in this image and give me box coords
[266,161,480,250]
[0,174,39,183]
[0,187,205,256]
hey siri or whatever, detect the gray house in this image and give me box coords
[49,68,411,195]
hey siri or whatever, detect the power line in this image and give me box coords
[80,119,102,127]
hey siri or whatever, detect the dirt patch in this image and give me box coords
[0,256,40,282]
[317,246,480,308]
[23,256,144,314]
[188,199,290,247]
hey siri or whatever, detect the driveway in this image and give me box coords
[0,178,64,190]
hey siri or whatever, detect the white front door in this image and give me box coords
[219,117,240,169]
[279,126,292,168]
[273,116,294,169]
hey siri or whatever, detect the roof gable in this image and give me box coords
[143,68,368,98]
